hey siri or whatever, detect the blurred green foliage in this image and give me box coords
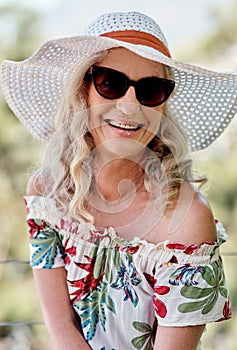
[0,2,236,350]
[198,4,237,60]
[0,3,48,349]
[0,3,42,61]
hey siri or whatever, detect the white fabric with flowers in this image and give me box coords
[24,195,231,350]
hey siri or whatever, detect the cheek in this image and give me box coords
[151,115,162,132]
[87,87,113,139]
[87,86,103,130]
[88,83,113,108]
[88,84,99,108]
[142,106,163,134]
[87,85,114,124]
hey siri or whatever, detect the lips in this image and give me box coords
[105,119,144,131]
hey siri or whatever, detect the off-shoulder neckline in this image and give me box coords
[24,195,228,252]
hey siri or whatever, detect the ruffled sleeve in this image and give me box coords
[149,221,231,326]
[24,195,65,269]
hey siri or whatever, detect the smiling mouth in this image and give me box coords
[105,119,144,131]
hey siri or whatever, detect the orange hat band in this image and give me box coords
[100,30,171,58]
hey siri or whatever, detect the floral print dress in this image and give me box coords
[25,195,231,350]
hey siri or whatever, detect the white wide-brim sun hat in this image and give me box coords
[1,11,237,151]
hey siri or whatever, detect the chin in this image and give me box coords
[97,138,147,159]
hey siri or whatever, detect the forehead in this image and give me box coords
[96,47,165,77]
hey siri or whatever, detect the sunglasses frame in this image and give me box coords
[88,65,175,107]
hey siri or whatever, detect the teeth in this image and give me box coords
[108,120,141,130]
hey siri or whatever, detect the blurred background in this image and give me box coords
[0,0,236,349]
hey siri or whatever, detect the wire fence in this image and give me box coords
[0,250,237,329]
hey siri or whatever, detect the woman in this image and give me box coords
[2,11,236,350]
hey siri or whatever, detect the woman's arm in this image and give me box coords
[26,172,91,349]
[33,267,91,350]
[153,186,216,349]
[154,325,205,350]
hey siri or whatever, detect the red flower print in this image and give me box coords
[144,272,156,288]
[166,243,199,254]
[216,298,232,322]
[223,299,232,319]
[87,229,111,244]
[167,242,215,255]
[167,255,178,264]
[60,219,79,234]
[154,286,170,295]
[87,231,98,243]
[154,285,170,318]
[115,245,139,254]
[144,273,170,318]
[64,238,77,265]
[27,219,47,238]
[153,295,167,318]
[68,255,103,302]
[167,243,186,250]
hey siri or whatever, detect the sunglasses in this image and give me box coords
[89,65,175,107]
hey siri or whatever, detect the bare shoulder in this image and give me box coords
[167,182,217,245]
[26,168,45,196]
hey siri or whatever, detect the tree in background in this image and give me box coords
[0,3,43,260]
[0,4,48,350]
[197,3,237,67]
[189,3,237,350]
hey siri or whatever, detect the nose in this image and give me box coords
[116,86,141,115]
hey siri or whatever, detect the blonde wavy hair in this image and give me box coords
[39,49,206,223]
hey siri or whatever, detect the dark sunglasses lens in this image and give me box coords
[92,67,127,99]
[137,77,175,107]
[92,66,175,107]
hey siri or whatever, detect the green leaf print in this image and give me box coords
[132,334,151,350]
[133,322,153,333]
[132,320,157,350]
[179,286,213,299]
[114,249,121,269]
[202,261,226,288]
[105,292,115,313]
[104,248,114,283]
[91,247,118,283]
[178,259,228,315]
[89,245,99,259]
[31,227,64,268]
[93,249,106,279]
[202,292,218,314]
[75,281,116,342]
[201,266,217,286]
[178,299,210,313]
[220,287,228,299]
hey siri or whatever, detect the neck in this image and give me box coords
[92,156,145,202]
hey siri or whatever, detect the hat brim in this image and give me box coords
[2,35,237,151]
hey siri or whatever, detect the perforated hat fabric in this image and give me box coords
[83,12,170,49]
[1,11,237,151]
